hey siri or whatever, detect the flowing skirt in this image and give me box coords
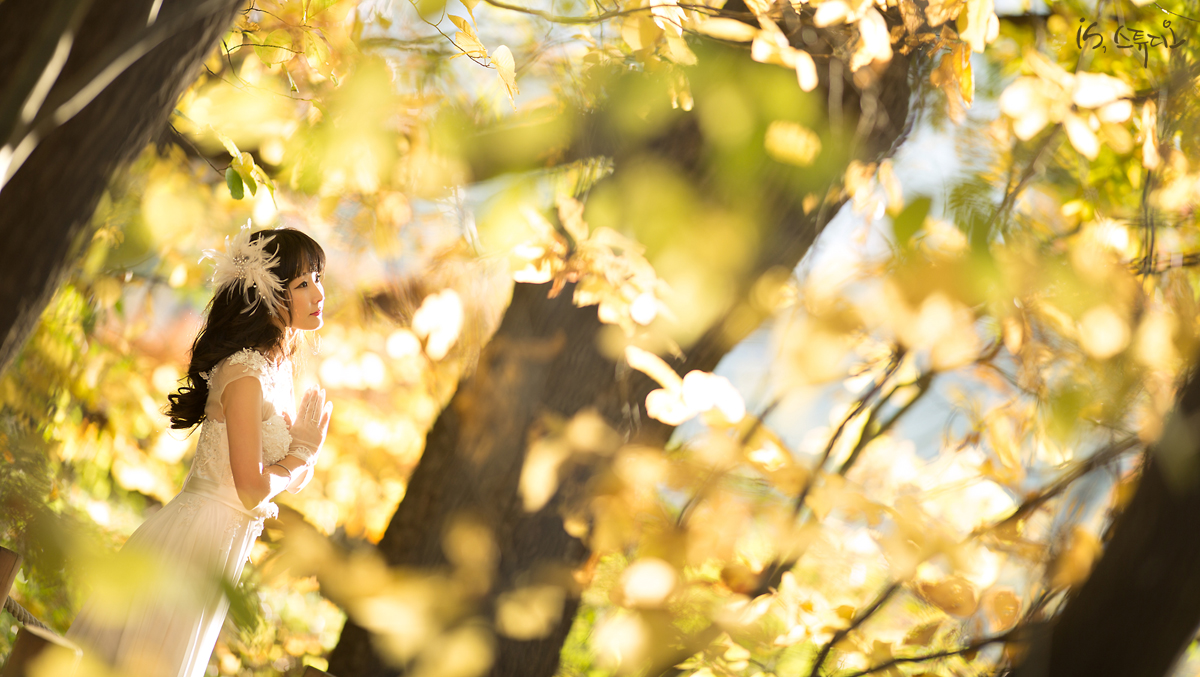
[67,478,269,677]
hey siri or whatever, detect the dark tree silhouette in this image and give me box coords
[328,30,916,677]
[1009,367,1200,677]
[0,0,245,374]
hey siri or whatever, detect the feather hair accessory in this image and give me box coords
[201,223,286,317]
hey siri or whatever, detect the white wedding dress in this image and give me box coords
[68,349,294,677]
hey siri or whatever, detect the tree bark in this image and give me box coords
[0,0,245,375]
[329,35,915,677]
[1009,368,1200,677]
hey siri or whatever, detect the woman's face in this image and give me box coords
[287,271,325,331]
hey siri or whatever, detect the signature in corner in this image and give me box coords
[1076,18,1187,67]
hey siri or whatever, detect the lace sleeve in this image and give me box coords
[206,349,270,422]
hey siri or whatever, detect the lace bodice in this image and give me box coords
[188,349,294,490]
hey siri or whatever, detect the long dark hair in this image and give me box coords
[166,228,325,429]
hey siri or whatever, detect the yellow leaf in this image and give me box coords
[253,29,294,65]
[493,45,519,105]
[650,0,686,36]
[952,43,973,106]
[237,152,258,196]
[214,129,241,159]
[851,8,892,71]
[1064,112,1099,159]
[1098,99,1132,124]
[957,0,995,52]
[412,289,464,360]
[556,195,587,243]
[496,585,565,639]
[462,0,481,21]
[448,14,474,34]
[924,0,964,26]
[916,575,978,617]
[1002,315,1024,355]
[621,558,678,607]
[813,0,850,26]
[983,587,1020,630]
[681,370,745,423]
[984,415,1022,475]
[664,33,697,65]
[1143,100,1161,169]
[303,30,333,75]
[1072,72,1133,109]
[645,388,693,425]
[1050,527,1101,590]
[623,15,663,51]
[454,31,488,59]
[794,50,818,92]
[625,346,683,390]
[765,120,822,166]
[1078,304,1130,359]
[519,437,570,511]
[695,18,758,42]
[903,620,942,646]
[449,15,487,59]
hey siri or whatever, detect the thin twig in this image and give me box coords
[792,350,904,516]
[1128,250,1200,273]
[807,581,903,677]
[410,0,493,69]
[840,628,1021,677]
[165,123,225,177]
[480,0,733,24]
[1140,167,1157,277]
[972,436,1139,537]
[674,395,786,528]
[837,372,934,476]
[989,127,1060,233]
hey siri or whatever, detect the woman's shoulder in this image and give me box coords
[225,348,271,372]
[205,349,277,386]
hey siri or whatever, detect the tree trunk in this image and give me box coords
[329,35,915,677]
[1009,368,1200,677]
[0,0,245,375]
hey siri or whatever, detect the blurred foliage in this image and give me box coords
[4,0,1200,675]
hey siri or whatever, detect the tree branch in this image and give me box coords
[792,349,904,516]
[841,628,1021,677]
[480,0,736,25]
[0,0,93,153]
[973,436,1139,538]
[807,581,903,677]
[837,371,934,477]
[2,0,235,189]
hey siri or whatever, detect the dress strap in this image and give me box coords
[181,476,278,521]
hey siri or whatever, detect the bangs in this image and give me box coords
[287,241,325,280]
[256,228,326,282]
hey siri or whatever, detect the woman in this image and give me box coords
[68,226,333,677]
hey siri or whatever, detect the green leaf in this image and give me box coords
[303,29,332,74]
[304,0,340,18]
[253,30,294,66]
[226,167,244,200]
[892,195,931,247]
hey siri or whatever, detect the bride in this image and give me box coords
[68,226,333,677]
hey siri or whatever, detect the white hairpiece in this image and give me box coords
[201,223,286,317]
